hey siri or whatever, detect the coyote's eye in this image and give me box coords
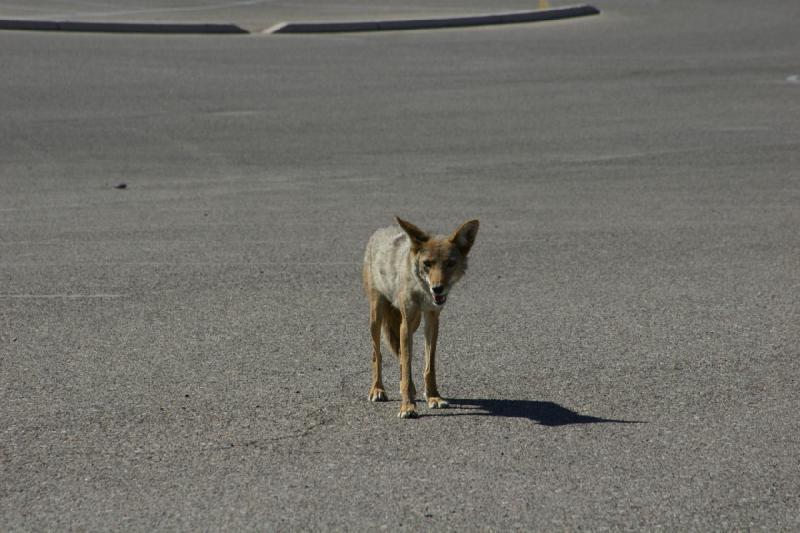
[422,260,433,270]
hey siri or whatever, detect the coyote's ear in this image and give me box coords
[396,216,430,249]
[450,219,479,255]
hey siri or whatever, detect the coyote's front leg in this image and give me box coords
[424,311,449,409]
[398,310,419,418]
[368,292,387,402]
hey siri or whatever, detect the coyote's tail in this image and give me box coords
[381,306,402,358]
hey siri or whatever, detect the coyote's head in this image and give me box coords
[396,217,479,308]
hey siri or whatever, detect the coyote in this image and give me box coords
[362,217,479,419]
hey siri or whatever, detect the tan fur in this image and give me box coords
[363,217,479,419]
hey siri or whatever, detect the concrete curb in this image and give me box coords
[267,4,599,34]
[0,19,248,34]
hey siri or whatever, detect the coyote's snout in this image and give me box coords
[362,217,479,419]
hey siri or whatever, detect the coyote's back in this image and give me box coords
[363,226,413,308]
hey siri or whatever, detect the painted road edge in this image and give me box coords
[0,19,248,34]
[267,4,600,34]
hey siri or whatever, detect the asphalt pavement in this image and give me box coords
[1,0,799,530]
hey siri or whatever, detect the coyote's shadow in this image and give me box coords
[443,398,641,426]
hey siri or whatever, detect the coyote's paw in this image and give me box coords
[368,387,388,402]
[426,396,450,409]
[397,403,418,419]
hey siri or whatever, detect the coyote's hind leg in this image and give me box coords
[398,309,420,419]
[424,310,449,409]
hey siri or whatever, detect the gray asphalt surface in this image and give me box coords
[2,0,799,530]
